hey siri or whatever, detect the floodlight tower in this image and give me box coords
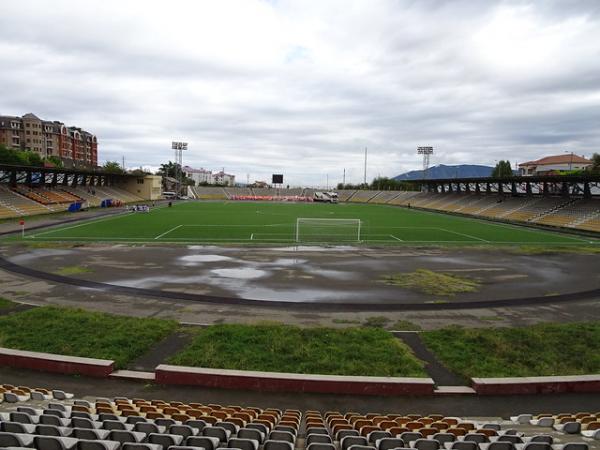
[172,141,188,196]
[417,146,434,179]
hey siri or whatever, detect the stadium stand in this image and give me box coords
[223,187,253,198]
[347,191,380,203]
[0,183,147,219]
[1,382,598,450]
[0,185,55,216]
[191,186,228,200]
[94,187,143,204]
[369,191,404,204]
[336,190,357,202]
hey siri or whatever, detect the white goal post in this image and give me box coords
[295,218,362,243]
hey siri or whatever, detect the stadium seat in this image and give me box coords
[228,437,259,450]
[264,440,294,450]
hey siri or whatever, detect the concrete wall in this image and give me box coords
[121,175,163,200]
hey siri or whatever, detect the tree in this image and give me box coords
[103,161,125,174]
[0,144,47,166]
[492,160,513,178]
[45,155,64,168]
[591,153,600,173]
[24,151,43,166]
[156,161,193,184]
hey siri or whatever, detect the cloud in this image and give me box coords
[1,0,599,186]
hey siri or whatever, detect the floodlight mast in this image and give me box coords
[417,146,434,180]
[172,141,188,197]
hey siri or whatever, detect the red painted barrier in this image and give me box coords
[0,347,114,377]
[155,364,435,395]
[472,375,600,395]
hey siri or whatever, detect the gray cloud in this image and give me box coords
[1,0,599,186]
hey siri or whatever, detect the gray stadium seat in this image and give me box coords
[36,425,63,437]
[399,432,422,444]
[148,433,185,449]
[562,443,589,450]
[228,437,259,450]
[185,420,208,432]
[523,443,552,450]
[186,435,221,450]
[306,434,333,446]
[487,442,516,450]
[376,437,405,450]
[413,439,441,450]
[337,430,360,441]
[33,435,72,450]
[306,444,336,450]
[268,431,294,444]
[529,436,553,444]
[450,442,479,450]
[203,427,230,443]
[306,428,329,436]
[341,436,369,450]
[264,440,294,450]
[432,434,455,445]
[108,430,145,444]
[168,425,197,439]
[215,422,239,435]
[77,440,120,450]
[237,428,265,444]
[463,434,489,444]
[122,444,163,450]
[367,431,391,445]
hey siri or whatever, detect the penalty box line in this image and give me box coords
[154,223,292,240]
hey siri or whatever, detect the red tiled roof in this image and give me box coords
[519,154,592,167]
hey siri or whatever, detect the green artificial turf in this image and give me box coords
[0,306,177,368]
[421,322,600,378]
[12,201,596,246]
[169,323,427,377]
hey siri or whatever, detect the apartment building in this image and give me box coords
[183,166,236,186]
[0,113,98,167]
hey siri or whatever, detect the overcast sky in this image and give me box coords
[1,0,599,186]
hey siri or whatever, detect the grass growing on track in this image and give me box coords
[381,269,481,296]
[169,323,427,377]
[421,322,600,378]
[0,306,177,368]
[0,297,14,309]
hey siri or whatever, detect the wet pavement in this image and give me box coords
[2,243,599,305]
[0,242,599,329]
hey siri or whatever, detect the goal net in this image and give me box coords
[295,218,362,243]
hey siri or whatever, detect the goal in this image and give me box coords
[295,218,362,243]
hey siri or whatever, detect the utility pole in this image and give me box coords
[363,147,367,186]
[122,156,125,171]
[343,168,346,187]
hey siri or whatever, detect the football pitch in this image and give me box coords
[18,201,598,246]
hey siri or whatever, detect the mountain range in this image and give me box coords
[394,164,494,180]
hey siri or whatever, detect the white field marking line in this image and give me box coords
[181,223,292,227]
[390,234,404,241]
[24,234,597,245]
[29,210,133,238]
[250,233,254,240]
[435,227,489,243]
[154,224,183,240]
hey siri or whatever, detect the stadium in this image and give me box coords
[2,1,600,450]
